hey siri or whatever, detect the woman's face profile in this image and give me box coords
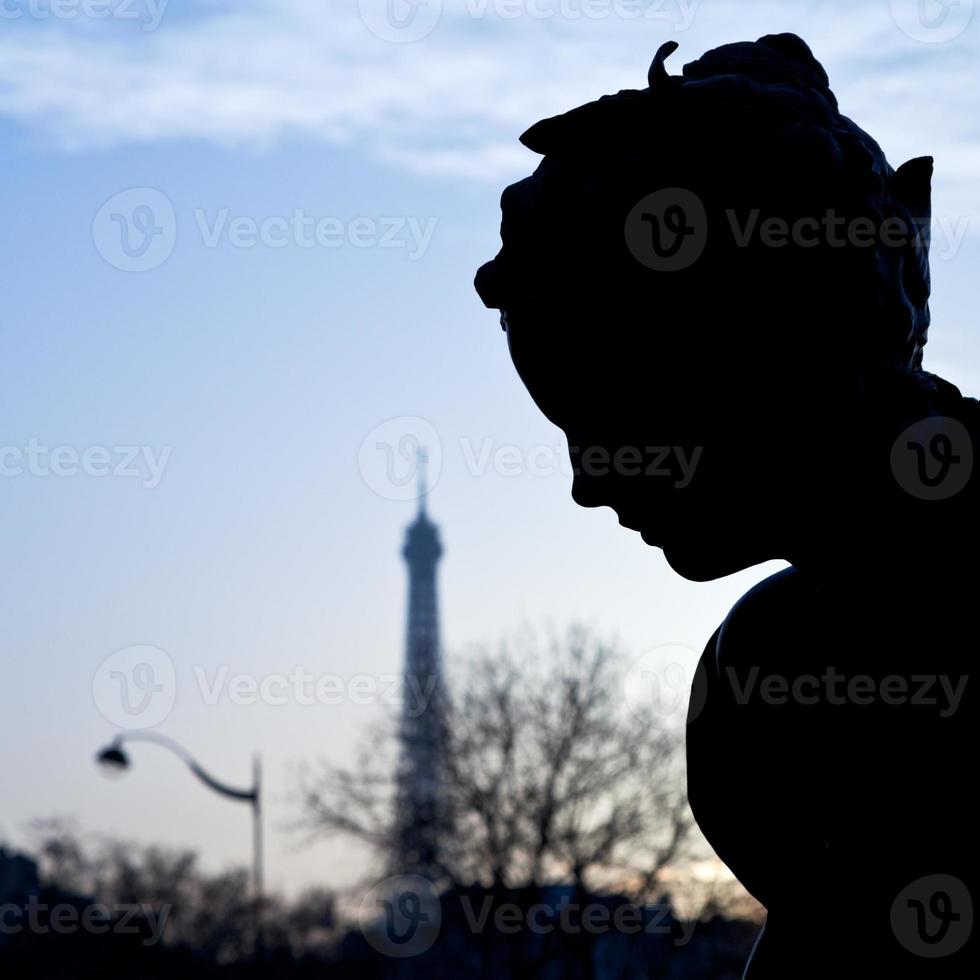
[503,306,796,580]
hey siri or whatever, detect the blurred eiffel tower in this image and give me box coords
[394,449,446,876]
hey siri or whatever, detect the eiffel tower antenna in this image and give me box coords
[417,446,429,515]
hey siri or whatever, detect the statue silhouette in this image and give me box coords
[476,34,975,977]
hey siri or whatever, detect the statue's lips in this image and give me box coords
[616,510,669,548]
[640,528,666,548]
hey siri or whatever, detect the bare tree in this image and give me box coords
[297,626,696,902]
[29,819,338,963]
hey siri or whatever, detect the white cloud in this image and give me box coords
[0,0,978,210]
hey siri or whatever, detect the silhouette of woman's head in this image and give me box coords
[476,34,936,579]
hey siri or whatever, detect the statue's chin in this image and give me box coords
[659,537,769,582]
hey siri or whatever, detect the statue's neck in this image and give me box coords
[787,366,979,586]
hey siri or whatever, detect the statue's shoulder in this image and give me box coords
[713,566,816,675]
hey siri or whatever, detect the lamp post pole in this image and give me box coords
[252,751,263,955]
[96,732,264,956]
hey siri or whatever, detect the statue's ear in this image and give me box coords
[892,156,933,218]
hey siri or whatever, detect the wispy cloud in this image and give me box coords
[1,0,978,206]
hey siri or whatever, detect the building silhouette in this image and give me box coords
[394,452,446,875]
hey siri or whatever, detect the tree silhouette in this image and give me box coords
[298,627,699,902]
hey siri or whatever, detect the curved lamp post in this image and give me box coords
[96,732,263,953]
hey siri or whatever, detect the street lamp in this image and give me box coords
[96,732,263,953]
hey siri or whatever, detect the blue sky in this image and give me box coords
[2,0,979,896]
